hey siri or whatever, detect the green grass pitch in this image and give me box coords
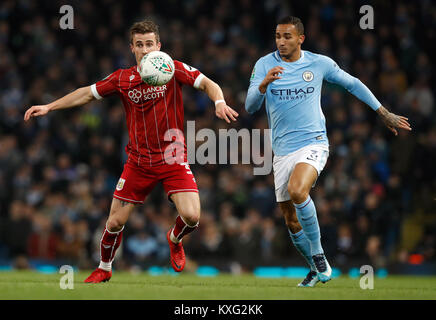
[0,271,435,300]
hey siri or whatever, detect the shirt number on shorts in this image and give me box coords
[307,150,319,161]
[180,162,192,175]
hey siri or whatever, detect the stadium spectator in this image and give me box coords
[27,213,59,261]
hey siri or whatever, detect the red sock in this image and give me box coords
[100,226,123,265]
[171,215,198,242]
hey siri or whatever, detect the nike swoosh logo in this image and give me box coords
[172,258,181,270]
[102,244,111,249]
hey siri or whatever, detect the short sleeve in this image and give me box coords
[174,61,204,88]
[91,70,122,100]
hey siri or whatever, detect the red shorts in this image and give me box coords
[113,159,198,204]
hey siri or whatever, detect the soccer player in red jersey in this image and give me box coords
[24,20,238,283]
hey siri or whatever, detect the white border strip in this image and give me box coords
[91,83,103,100]
[113,194,143,204]
[167,189,199,196]
[193,73,205,89]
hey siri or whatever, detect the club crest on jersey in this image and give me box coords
[302,71,314,82]
[116,178,125,191]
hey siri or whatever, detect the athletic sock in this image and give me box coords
[170,215,199,244]
[294,195,324,256]
[99,225,124,271]
[289,229,317,271]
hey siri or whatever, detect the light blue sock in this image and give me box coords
[289,229,317,271]
[294,195,324,256]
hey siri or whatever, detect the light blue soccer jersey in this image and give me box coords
[245,50,382,156]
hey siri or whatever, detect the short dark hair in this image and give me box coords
[129,20,160,43]
[277,16,304,35]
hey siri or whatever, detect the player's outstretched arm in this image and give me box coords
[376,105,412,136]
[197,76,239,123]
[322,57,411,136]
[24,86,95,121]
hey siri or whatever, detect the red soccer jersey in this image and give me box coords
[91,60,204,166]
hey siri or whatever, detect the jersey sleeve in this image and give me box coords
[174,60,204,89]
[245,58,267,114]
[320,55,381,111]
[90,70,121,100]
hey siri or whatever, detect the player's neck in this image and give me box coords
[280,48,302,63]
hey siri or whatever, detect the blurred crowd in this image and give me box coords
[0,0,435,273]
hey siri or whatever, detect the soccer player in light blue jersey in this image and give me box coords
[245,16,411,287]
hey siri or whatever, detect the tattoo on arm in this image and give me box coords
[120,201,130,207]
[376,106,400,128]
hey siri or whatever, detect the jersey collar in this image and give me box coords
[274,50,305,63]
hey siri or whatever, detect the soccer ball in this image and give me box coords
[139,51,175,86]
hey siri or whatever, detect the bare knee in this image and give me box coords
[106,216,125,232]
[106,199,135,232]
[288,185,309,205]
[177,203,200,226]
[171,193,201,226]
[180,210,200,226]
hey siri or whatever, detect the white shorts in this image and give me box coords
[273,144,329,202]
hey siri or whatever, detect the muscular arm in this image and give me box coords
[24,86,95,121]
[376,105,412,136]
[197,76,238,123]
[198,76,225,102]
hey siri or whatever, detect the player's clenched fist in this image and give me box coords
[259,66,285,94]
[24,105,51,121]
